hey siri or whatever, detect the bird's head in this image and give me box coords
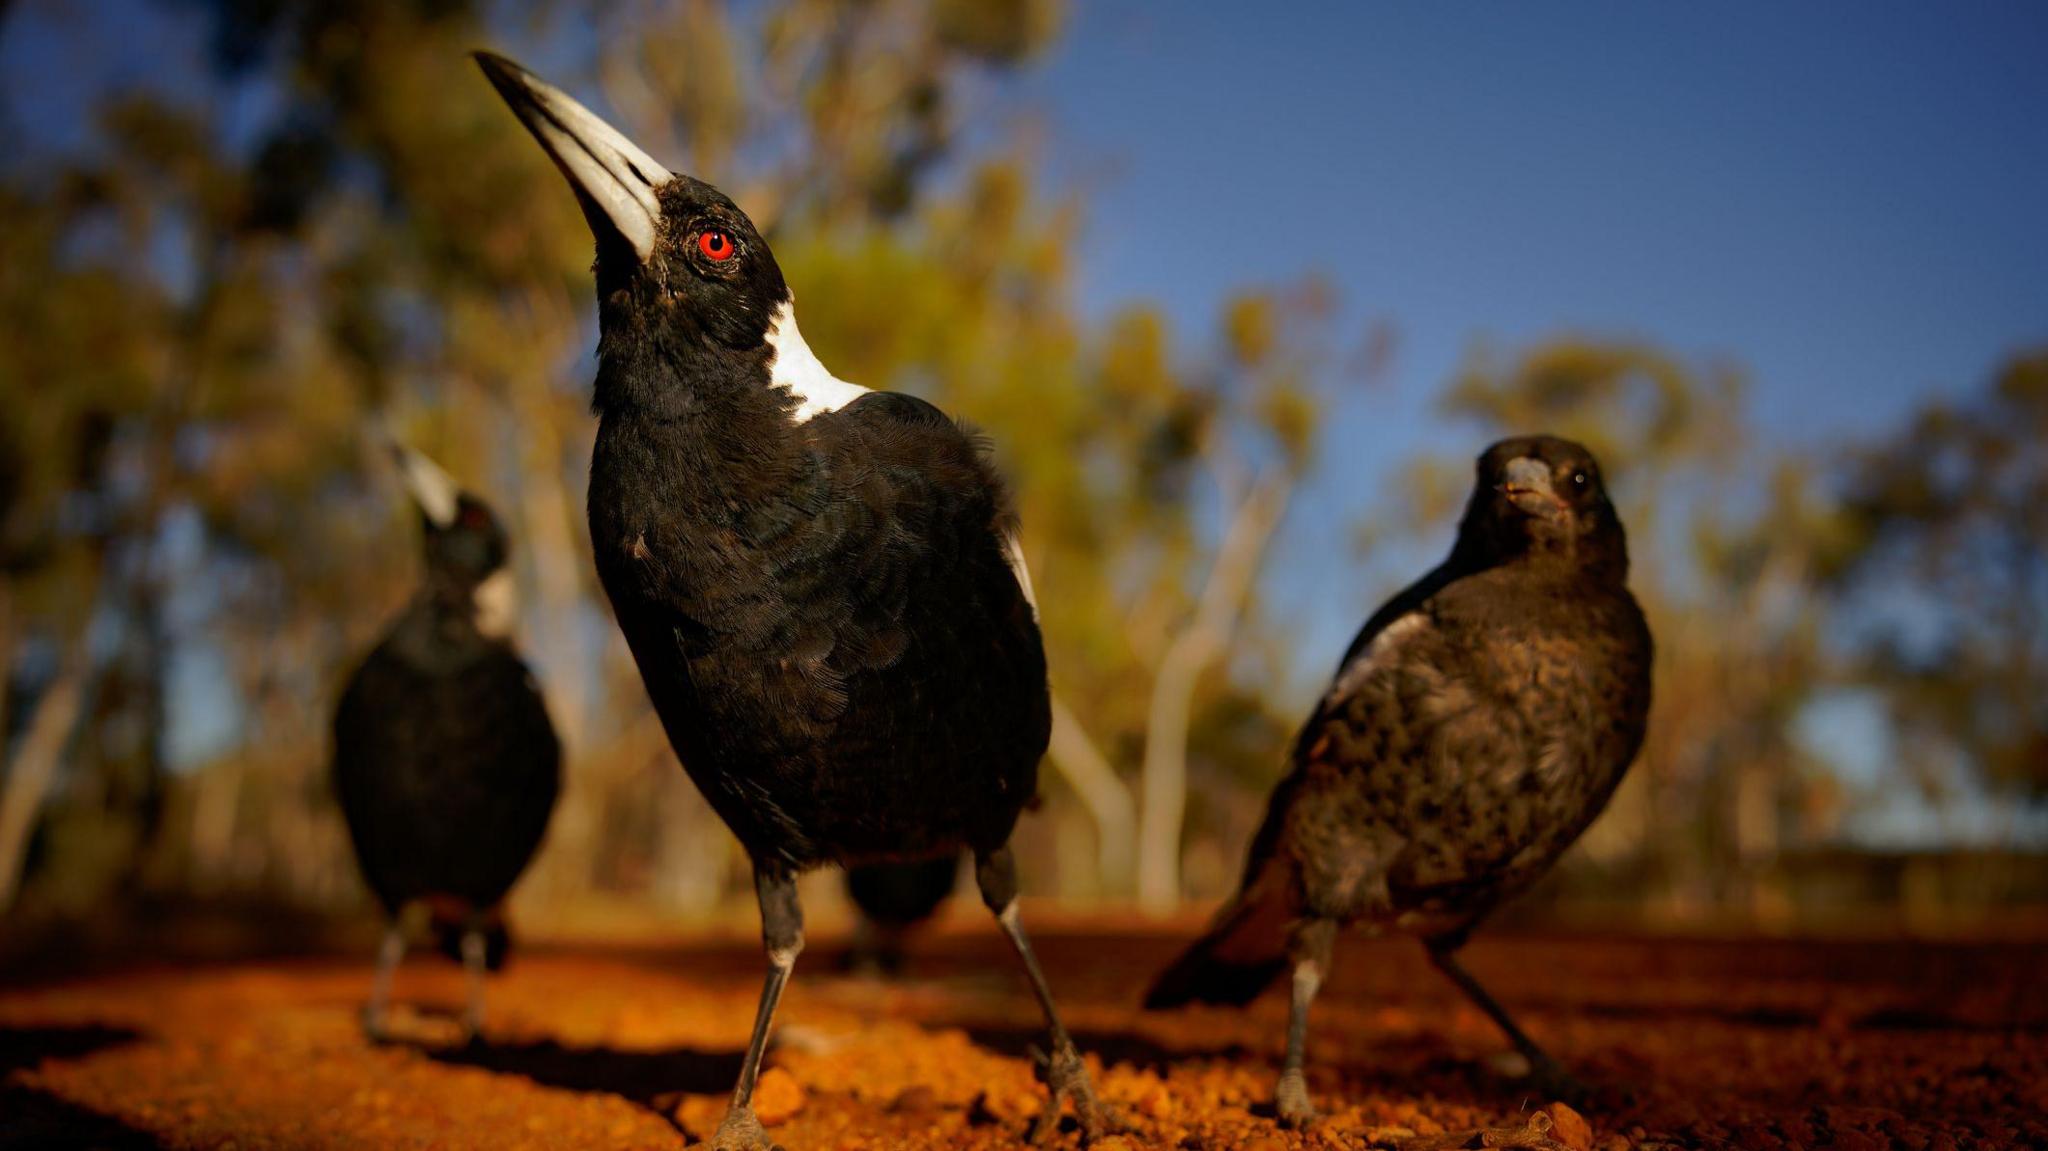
[387,437,516,635]
[1456,435,1628,577]
[475,52,789,356]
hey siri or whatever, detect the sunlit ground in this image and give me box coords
[4,910,2044,1151]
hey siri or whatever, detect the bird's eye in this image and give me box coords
[1571,471,1588,487]
[697,230,736,262]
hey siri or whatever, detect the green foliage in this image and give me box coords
[1833,349,2048,800]
[0,0,1326,913]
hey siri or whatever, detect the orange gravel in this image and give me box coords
[3,925,2043,1150]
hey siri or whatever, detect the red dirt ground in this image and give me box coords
[2,923,2043,1150]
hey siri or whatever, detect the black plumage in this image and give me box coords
[332,441,560,1042]
[1145,435,1653,1124]
[476,52,1109,1148]
[842,855,961,976]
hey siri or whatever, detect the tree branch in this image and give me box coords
[1136,469,1292,913]
[1045,693,1136,895]
[0,658,85,912]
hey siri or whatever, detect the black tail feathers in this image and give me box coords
[432,911,510,971]
[1142,880,1296,1010]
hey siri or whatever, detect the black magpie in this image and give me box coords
[476,52,1109,1148]
[333,438,561,1043]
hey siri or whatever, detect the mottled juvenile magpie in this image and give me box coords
[332,439,561,1043]
[1144,436,1652,1125]
[476,53,1108,1148]
[841,854,961,976]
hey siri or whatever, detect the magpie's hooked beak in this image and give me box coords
[1497,456,1565,514]
[475,51,673,262]
[383,434,461,528]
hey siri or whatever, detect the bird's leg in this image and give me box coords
[1426,939,1579,1096]
[1276,916,1336,1129]
[458,921,489,1044]
[713,866,803,1151]
[974,846,1117,1145]
[362,922,406,1041]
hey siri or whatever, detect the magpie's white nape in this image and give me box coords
[476,50,1117,1147]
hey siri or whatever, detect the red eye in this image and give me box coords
[698,230,736,261]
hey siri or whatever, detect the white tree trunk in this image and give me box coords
[0,663,85,912]
[1045,693,1136,897]
[1136,473,1290,915]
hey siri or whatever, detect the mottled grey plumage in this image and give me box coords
[1145,435,1652,1124]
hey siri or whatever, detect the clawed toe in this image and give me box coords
[710,1106,781,1151]
[1029,1041,1124,1145]
[1274,1067,1318,1129]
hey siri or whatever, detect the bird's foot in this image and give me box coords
[1029,1040,1124,1145]
[1487,1049,1584,1103]
[359,1004,391,1044]
[1274,1067,1318,1129]
[710,1106,781,1151]
[1524,1055,1585,1104]
[458,1005,486,1048]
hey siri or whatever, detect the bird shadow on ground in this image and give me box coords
[0,1085,169,1151]
[962,1022,1255,1075]
[429,1036,743,1113]
[0,1023,143,1076]
[0,1025,165,1151]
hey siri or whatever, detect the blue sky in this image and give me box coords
[6,2,2045,838]
[1012,2,2048,693]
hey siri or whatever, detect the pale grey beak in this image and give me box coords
[379,430,461,528]
[1499,456,1555,499]
[475,51,673,261]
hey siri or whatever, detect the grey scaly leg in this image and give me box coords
[459,925,489,1043]
[1426,938,1579,1096]
[713,866,803,1151]
[974,846,1117,1145]
[363,923,406,1041]
[1276,917,1335,1128]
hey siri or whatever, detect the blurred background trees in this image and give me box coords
[0,0,2041,937]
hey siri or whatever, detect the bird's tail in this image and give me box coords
[431,906,511,972]
[1143,864,1298,1010]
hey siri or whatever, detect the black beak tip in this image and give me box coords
[471,50,528,100]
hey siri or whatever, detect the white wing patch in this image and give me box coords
[1004,531,1039,620]
[766,300,868,422]
[1324,611,1429,704]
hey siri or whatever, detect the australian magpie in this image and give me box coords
[475,52,1109,1148]
[1144,436,1653,1124]
[841,854,961,977]
[332,438,561,1043]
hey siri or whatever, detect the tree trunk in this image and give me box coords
[0,662,85,911]
[1136,472,1290,915]
[1045,693,1136,898]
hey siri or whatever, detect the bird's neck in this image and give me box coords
[593,308,807,465]
[419,568,516,642]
